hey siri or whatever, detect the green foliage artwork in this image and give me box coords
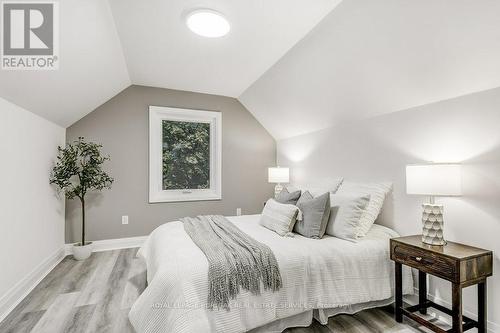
[162,120,210,190]
[50,137,113,246]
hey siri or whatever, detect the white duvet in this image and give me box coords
[129,214,413,333]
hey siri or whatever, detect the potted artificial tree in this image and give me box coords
[50,137,113,260]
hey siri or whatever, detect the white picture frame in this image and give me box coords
[149,106,222,203]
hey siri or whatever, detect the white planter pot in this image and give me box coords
[73,242,93,260]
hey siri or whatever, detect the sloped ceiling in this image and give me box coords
[108,0,341,98]
[0,0,130,127]
[239,0,500,139]
[2,0,500,133]
[0,0,340,127]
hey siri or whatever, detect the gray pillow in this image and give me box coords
[294,191,331,239]
[325,193,370,242]
[275,188,301,205]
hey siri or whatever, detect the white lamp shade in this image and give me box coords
[406,164,462,196]
[268,167,289,183]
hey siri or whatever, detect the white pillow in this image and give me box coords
[325,193,370,242]
[336,181,392,238]
[287,177,344,197]
[260,199,299,236]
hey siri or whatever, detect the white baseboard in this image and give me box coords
[64,235,147,255]
[408,288,500,333]
[0,246,66,323]
[0,236,147,324]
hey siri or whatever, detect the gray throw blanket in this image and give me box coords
[181,215,282,310]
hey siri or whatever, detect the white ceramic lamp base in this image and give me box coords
[421,203,445,246]
[274,184,284,198]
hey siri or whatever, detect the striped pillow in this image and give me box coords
[326,193,370,242]
[260,199,299,236]
[336,181,393,238]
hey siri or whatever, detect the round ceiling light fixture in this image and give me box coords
[186,9,230,38]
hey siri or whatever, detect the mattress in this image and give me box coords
[129,214,414,333]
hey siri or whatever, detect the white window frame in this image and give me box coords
[149,106,222,203]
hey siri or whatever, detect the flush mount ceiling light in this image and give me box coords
[186,9,230,38]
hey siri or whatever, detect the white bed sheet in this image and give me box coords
[129,214,413,333]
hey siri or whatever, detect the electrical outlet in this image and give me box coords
[236,208,242,216]
[122,215,129,225]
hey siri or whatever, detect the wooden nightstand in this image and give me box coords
[390,235,493,333]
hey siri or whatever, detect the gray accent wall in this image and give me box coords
[66,85,276,242]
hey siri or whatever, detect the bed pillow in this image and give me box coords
[275,188,301,205]
[294,191,331,239]
[325,193,370,242]
[260,198,299,236]
[286,177,343,197]
[336,181,392,238]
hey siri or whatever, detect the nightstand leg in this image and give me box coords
[395,262,403,323]
[478,281,487,333]
[452,283,463,333]
[418,271,427,315]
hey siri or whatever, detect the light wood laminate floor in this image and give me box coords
[0,248,443,333]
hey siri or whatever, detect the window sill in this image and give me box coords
[148,194,222,203]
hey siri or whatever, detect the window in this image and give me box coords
[149,106,222,202]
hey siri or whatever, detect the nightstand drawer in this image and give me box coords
[391,235,492,333]
[391,243,457,281]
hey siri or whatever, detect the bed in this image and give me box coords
[129,214,414,333]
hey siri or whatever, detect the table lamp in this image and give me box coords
[406,164,462,246]
[268,167,289,198]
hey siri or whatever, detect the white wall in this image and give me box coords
[240,0,500,140]
[0,97,66,316]
[277,87,500,330]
